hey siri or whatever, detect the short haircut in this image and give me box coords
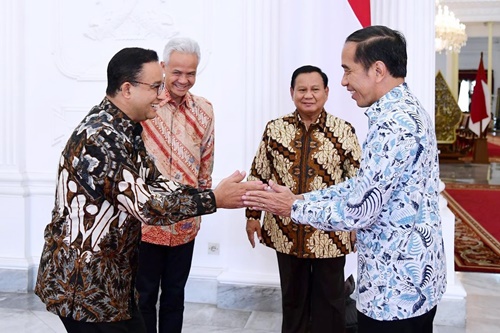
[291,65,329,89]
[163,37,201,65]
[345,25,407,78]
[106,47,159,97]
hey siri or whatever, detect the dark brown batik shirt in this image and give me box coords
[246,110,361,258]
[35,97,216,322]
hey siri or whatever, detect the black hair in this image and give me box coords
[345,25,407,78]
[291,65,328,89]
[106,47,159,97]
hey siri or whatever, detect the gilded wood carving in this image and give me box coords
[435,71,463,144]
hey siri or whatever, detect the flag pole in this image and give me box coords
[477,52,484,139]
[472,52,489,163]
[487,22,493,111]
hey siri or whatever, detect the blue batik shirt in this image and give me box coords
[291,83,447,320]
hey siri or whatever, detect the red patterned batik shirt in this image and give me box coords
[142,89,214,246]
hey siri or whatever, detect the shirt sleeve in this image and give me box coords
[198,107,215,190]
[81,128,216,226]
[245,124,272,221]
[291,122,418,231]
[341,123,362,179]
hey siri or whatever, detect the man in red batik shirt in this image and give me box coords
[138,37,215,333]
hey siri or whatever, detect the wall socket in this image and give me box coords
[207,242,220,255]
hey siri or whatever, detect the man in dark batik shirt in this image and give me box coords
[34,47,261,333]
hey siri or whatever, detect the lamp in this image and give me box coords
[435,0,467,53]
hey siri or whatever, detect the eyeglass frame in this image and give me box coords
[130,80,165,96]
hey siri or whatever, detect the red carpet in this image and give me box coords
[446,186,500,240]
[487,141,500,157]
[488,134,500,147]
[462,138,500,162]
[485,136,500,161]
[443,183,500,273]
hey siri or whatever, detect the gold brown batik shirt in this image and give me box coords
[35,98,216,323]
[246,110,361,258]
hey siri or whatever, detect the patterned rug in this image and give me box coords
[442,183,500,273]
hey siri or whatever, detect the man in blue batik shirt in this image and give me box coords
[243,25,446,333]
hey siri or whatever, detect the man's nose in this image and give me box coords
[341,75,348,87]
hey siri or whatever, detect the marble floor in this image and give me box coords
[0,272,499,332]
[439,131,500,186]
[1,149,499,332]
[440,162,500,185]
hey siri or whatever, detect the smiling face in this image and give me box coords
[162,51,198,105]
[290,72,329,122]
[340,42,379,108]
[128,61,165,121]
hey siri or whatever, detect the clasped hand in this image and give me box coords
[242,180,301,217]
[213,171,265,209]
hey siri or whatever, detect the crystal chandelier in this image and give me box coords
[435,0,467,53]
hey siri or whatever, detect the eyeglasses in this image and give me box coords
[130,80,165,96]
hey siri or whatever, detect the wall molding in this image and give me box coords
[53,0,214,81]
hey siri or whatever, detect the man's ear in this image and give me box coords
[290,87,294,99]
[374,61,386,82]
[120,82,133,98]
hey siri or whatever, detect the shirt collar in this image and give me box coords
[159,89,193,108]
[365,82,408,127]
[293,109,327,130]
[100,97,142,137]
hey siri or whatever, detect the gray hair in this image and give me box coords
[162,37,201,65]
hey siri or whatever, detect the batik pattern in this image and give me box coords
[291,84,447,320]
[35,98,216,322]
[141,89,214,246]
[246,110,361,258]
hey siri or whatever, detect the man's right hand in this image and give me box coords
[213,171,264,209]
[246,219,262,248]
[242,180,300,217]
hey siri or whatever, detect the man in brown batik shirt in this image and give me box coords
[34,47,261,333]
[246,65,361,333]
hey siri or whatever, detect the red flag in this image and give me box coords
[470,54,489,124]
[348,0,371,27]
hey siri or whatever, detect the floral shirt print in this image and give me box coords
[291,83,447,320]
[141,89,214,246]
[34,98,216,322]
[246,110,361,258]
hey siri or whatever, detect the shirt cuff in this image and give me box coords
[291,199,307,225]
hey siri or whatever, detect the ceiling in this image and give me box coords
[442,0,500,37]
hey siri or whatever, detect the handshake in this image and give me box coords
[214,171,300,217]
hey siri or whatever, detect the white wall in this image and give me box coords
[0,0,438,291]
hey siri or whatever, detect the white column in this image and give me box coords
[372,0,466,327]
[213,0,283,288]
[243,0,281,168]
[450,52,460,100]
[0,0,30,292]
[0,1,23,175]
[372,0,436,118]
[487,22,493,92]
